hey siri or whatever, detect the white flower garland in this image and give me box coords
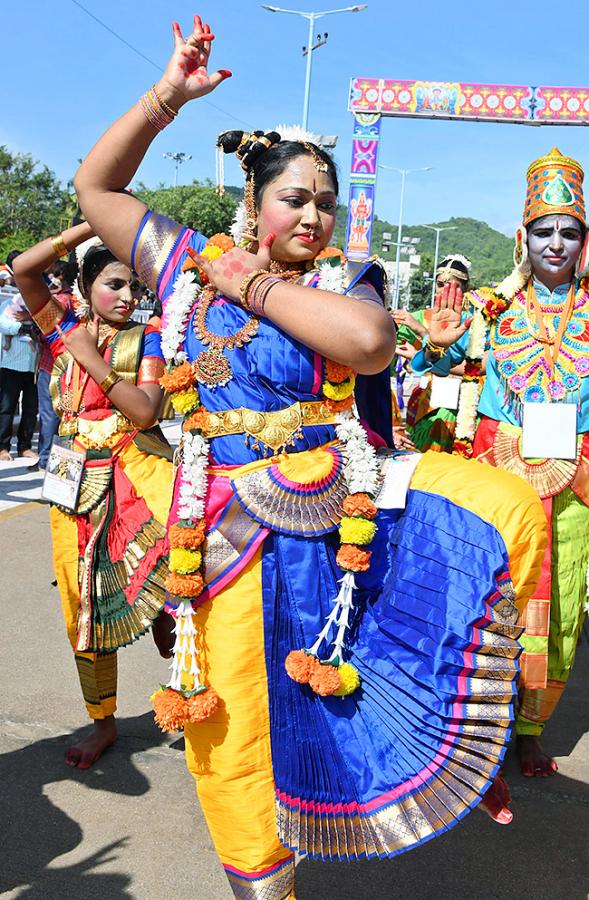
[454,308,488,443]
[335,412,380,495]
[161,271,200,366]
[177,431,209,522]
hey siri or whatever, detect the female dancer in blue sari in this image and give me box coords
[73,14,546,898]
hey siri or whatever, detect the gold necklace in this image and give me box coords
[192,266,306,389]
[193,284,260,388]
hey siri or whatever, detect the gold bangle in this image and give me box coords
[152,83,178,119]
[51,235,68,258]
[99,369,122,394]
[424,334,447,357]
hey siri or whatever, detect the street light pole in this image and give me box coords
[262,5,367,130]
[163,151,192,187]
[423,224,457,306]
[379,164,432,309]
[302,13,316,131]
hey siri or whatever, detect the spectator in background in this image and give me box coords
[36,259,76,469]
[0,253,39,461]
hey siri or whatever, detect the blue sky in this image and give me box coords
[4,0,589,242]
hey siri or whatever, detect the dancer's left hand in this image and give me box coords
[186,233,275,302]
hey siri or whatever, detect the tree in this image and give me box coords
[405,252,434,311]
[0,147,69,249]
[135,182,238,236]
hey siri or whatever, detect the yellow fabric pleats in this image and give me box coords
[184,548,294,887]
[411,450,548,614]
[49,440,173,720]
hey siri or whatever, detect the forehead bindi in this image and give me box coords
[271,158,335,197]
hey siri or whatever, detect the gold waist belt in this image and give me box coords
[59,412,135,448]
[191,400,336,453]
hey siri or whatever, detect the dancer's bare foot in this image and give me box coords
[65,716,117,769]
[516,734,558,777]
[479,774,513,825]
[152,609,175,659]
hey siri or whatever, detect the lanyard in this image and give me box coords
[525,281,576,376]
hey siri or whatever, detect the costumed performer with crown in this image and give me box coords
[72,15,545,898]
[412,147,589,778]
[13,222,175,769]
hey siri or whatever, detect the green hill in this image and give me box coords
[333,210,513,287]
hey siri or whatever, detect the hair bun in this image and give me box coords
[216,129,282,172]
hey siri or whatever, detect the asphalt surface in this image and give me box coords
[1,467,587,899]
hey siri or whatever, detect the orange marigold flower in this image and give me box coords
[169,520,206,549]
[159,362,196,393]
[342,493,377,520]
[325,359,354,384]
[208,233,235,253]
[336,544,372,573]
[153,688,187,732]
[324,395,355,413]
[316,246,346,263]
[285,650,317,684]
[165,571,204,597]
[186,687,220,722]
[309,664,341,696]
[183,406,209,433]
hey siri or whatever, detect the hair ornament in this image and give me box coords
[438,253,471,271]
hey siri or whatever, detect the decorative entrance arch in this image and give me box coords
[344,78,589,260]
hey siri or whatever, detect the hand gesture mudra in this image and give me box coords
[187,233,276,302]
[161,14,231,103]
[56,316,102,366]
[427,281,472,349]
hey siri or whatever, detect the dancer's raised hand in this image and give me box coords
[427,281,471,349]
[161,14,231,105]
[186,234,276,302]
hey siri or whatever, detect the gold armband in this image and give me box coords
[99,369,122,394]
[51,235,68,258]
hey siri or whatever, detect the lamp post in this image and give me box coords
[262,5,367,130]
[378,164,432,309]
[163,151,192,187]
[423,224,457,306]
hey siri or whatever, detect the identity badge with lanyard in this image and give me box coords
[521,282,578,460]
[43,326,117,510]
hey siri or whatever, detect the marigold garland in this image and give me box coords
[336,544,372,572]
[342,493,377,519]
[169,520,206,548]
[171,388,200,416]
[165,571,205,597]
[169,547,203,575]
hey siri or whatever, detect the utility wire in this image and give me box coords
[69,0,250,127]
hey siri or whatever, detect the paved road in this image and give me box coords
[0,465,587,898]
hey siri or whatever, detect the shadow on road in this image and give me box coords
[0,713,169,898]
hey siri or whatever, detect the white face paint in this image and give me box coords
[527,214,584,290]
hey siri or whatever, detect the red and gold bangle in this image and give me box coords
[248,275,281,317]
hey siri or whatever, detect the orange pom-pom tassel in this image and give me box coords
[309,664,342,696]
[186,688,220,723]
[285,649,316,684]
[153,689,188,732]
[342,493,378,519]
